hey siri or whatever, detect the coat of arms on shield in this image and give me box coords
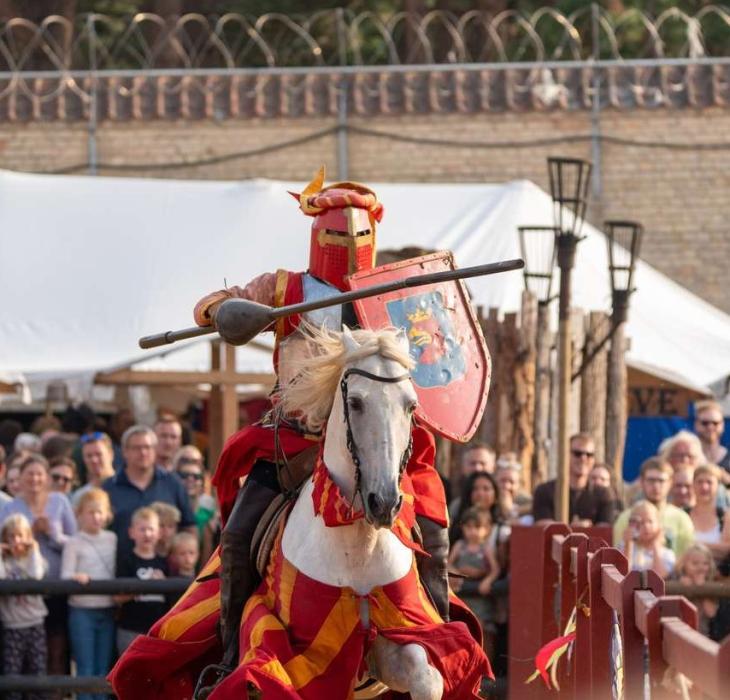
[348,251,491,443]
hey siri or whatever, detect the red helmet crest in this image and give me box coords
[291,167,383,290]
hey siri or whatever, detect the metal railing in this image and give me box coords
[0,577,190,695]
[1,566,727,694]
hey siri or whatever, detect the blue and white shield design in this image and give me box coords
[385,291,466,389]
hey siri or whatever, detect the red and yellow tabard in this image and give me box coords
[109,444,488,700]
[208,521,489,700]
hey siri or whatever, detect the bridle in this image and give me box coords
[339,367,414,512]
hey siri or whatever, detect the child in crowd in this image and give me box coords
[60,489,117,700]
[448,507,500,658]
[170,531,199,579]
[0,513,48,698]
[114,507,169,654]
[619,501,675,579]
[150,501,181,559]
[675,543,718,637]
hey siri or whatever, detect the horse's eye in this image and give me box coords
[406,402,417,415]
[348,397,364,412]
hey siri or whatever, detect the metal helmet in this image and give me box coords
[292,167,384,291]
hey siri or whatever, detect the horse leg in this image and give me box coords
[369,636,443,700]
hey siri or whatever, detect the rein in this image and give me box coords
[339,367,414,512]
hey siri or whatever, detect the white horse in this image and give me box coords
[277,325,444,700]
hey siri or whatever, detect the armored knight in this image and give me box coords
[194,168,451,674]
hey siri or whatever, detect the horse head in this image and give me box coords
[337,326,417,528]
[278,324,417,529]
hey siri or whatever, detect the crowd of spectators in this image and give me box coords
[0,410,219,699]
[0,397,728,693]
[445,399,730,678]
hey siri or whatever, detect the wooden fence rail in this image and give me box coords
[509,524,730,699]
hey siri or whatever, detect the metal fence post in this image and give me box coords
[336,8,349,180]
[590,3,602,202]
[87,14,98,175]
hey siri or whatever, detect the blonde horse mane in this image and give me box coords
[277,324,414,433]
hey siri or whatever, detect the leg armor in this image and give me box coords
[219,460,281,669]
[415,514,450,622]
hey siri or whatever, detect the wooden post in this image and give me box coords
[516,291,537,493]
[533,303,552,487]
[498,313,519,454]
[508,523,570,700]
[579,311,609,462]
[208,340,240,469]
[619,570,664,698]
[208,340,223,469]
[556,267,573,524]
[606,322,627,489]
[221,342,239,445]
[570,307,585,437]
[587,549,629,699]
[479,307,500,449]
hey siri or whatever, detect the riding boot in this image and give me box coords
[415,514,450,622]
[219,460,281,670]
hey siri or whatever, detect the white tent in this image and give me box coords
[1,170,729,402]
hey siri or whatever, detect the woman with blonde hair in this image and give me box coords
[688,465,730,561]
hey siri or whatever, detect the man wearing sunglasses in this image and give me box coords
[532,432,615,526]
[694,400,730,480]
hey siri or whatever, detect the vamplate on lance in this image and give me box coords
[348,251,491,443]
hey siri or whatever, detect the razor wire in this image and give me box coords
[0,6,727,117]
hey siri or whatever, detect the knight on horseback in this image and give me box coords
[193,168,453,681]
[109,168,495,700]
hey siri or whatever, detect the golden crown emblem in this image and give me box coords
[407,307,432,323]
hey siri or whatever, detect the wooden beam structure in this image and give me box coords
[93,342,275,469]
[95,369,273,387]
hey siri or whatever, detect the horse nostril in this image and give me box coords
[368,492,384,516]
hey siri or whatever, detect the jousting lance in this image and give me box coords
[139,258,525,350]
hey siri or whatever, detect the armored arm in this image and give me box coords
[193,272,278,327]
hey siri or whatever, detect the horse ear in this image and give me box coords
[341,325,359,353]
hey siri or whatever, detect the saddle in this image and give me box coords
[250,445,319,577]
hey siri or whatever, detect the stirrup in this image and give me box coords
[194,663,233,700]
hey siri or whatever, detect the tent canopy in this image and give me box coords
[1,170,729,401]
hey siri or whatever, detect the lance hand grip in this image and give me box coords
[139,325,217,349]
[139,258,524,350]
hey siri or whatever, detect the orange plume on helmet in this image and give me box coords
[289,166,384,224]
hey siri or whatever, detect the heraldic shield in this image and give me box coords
[348,251,491,443]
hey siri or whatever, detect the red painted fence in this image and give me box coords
[509,524,730,699]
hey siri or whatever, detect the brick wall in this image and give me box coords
[0,107,727,313]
